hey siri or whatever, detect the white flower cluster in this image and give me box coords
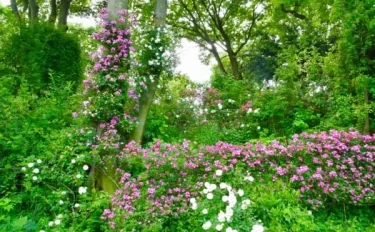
[190,197,198,210]
[244,175,255,182]
[200,170,257,231]
[219,182,250,223]
[192,170,265,231]
[251,223,265,232]
[141,28,175,72]
[48,214,63,227]
[22,159,42,181]
[216,169,223,176]
[203,182,217,199]
[78,186,87,195]
[246,108,260,114]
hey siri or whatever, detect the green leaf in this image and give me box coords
[12,216,27,230]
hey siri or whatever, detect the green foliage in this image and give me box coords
[1,23,84,94]
[0,12,93,230]
[2,0,375,231]
[250,181,317,232]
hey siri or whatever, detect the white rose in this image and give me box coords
[215,223,224,231]
[78,186,87,195]
[218,211,226,222]
[245,176,254,182]
[216,169,223,176]
[209,184,217,191]
[237,189,244,197]
[202,221,212,230]
[251,224,264,232]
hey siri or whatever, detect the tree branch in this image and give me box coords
[234,5,259,55]
[281,3,307,20]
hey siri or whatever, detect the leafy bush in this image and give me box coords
[1,23,84,93]
[100,129,375,230]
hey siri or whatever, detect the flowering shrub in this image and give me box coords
[189,180,262,232]
[102,130,375,230]
[75,8,139,128]
[270,130,375,208]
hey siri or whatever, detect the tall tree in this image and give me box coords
[169,0,265,79]
[130,0,168,144]
[330,0,375,134]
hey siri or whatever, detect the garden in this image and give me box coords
[1,0,375,231]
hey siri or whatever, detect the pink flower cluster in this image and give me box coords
[90,8,136,74]
[103,130,375,228]
[73,8,141,124]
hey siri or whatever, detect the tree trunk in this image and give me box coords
[96,159,118,195]
[10,0,21,20]
[228,49,241,79]
[48,0,57,24]
[108,0,129,20]
[28,0,39,23]
[130,0,168,144]
[57,0,72,31]
[22,0,28,12]
[210,43,227,75]
[154,0,168,27]
[216,17,242,79]
[131,80,159,144]
[92,0,130,195]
